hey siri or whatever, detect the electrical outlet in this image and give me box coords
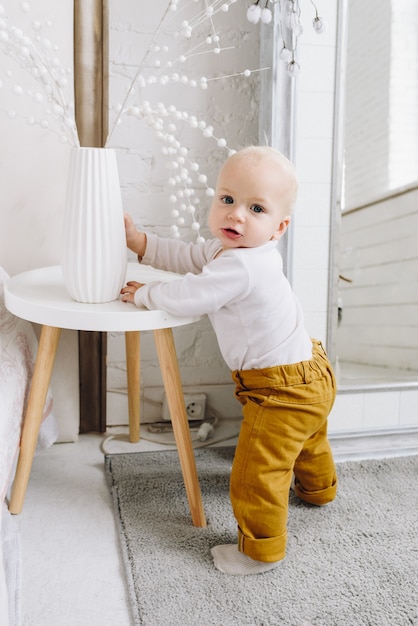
[162,393,206,421]
[185,394,206,419]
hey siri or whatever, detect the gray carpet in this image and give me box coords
[105,447,418,626]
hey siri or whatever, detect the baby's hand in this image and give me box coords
[124,213,147,257]
[124,213,138,246]
[120,281,144,303]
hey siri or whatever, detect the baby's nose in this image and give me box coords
[227,205,245,221]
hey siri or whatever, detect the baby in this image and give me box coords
[121,146,337,575]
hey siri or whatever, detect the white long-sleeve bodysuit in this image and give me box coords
[135,234,339,563]
[134,233,313,371]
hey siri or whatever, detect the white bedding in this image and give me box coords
[0,266,58,626]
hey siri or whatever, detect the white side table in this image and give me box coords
[5,264,206,527]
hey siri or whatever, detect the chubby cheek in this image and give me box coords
[207,206,219,234]
[251,222,279,245]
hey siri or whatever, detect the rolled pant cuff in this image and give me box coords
[238,527,286,563]
[295,477,337,506]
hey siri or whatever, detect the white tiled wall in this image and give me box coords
[330,388,418,434]
[290,2,338,343]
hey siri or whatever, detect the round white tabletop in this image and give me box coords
[4,264,201,332]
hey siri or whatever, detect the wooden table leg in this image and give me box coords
[9,325,61,514]
[125,331,140,443]
[153,328,206,527]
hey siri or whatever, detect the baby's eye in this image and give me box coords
[250,204,264,214]
[221,195,234,205]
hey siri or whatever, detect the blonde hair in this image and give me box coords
[225,145,298,214]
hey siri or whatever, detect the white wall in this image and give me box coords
[0,2,73,274]
[1,1,416,440]
[0,1,79,442]
[343,0,392,209]
[291,2,338,343]
[343,0,418,209]
[338,187,418,371]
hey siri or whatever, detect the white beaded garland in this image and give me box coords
[279,47,293,63]
[261,8,272,24]
[286,60,300,77]
[312,16,327,33]
[1,0,259,243]
[247,4,261,24]
[12,27,23,40]
[246,0,327,77]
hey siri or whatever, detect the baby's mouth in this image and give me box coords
[222,227,242,240]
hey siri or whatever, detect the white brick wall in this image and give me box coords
[105,1,261,423]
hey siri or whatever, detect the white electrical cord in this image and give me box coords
[196,421,214,441]
[100,426,238,454]
[101,393,240,452]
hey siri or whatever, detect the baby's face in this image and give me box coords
[208,154,291,251]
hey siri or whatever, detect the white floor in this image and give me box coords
[14,423,242,626]
[16,433,133,626]
[12,420,418,626]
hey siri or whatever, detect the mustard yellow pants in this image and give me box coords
[230,340,337,563]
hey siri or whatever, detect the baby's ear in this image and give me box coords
[272,216,291,240]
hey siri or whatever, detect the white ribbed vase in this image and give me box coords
[61,147,127,303]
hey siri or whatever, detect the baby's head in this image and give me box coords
[208,145,298,250]
[224,146,298,214]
